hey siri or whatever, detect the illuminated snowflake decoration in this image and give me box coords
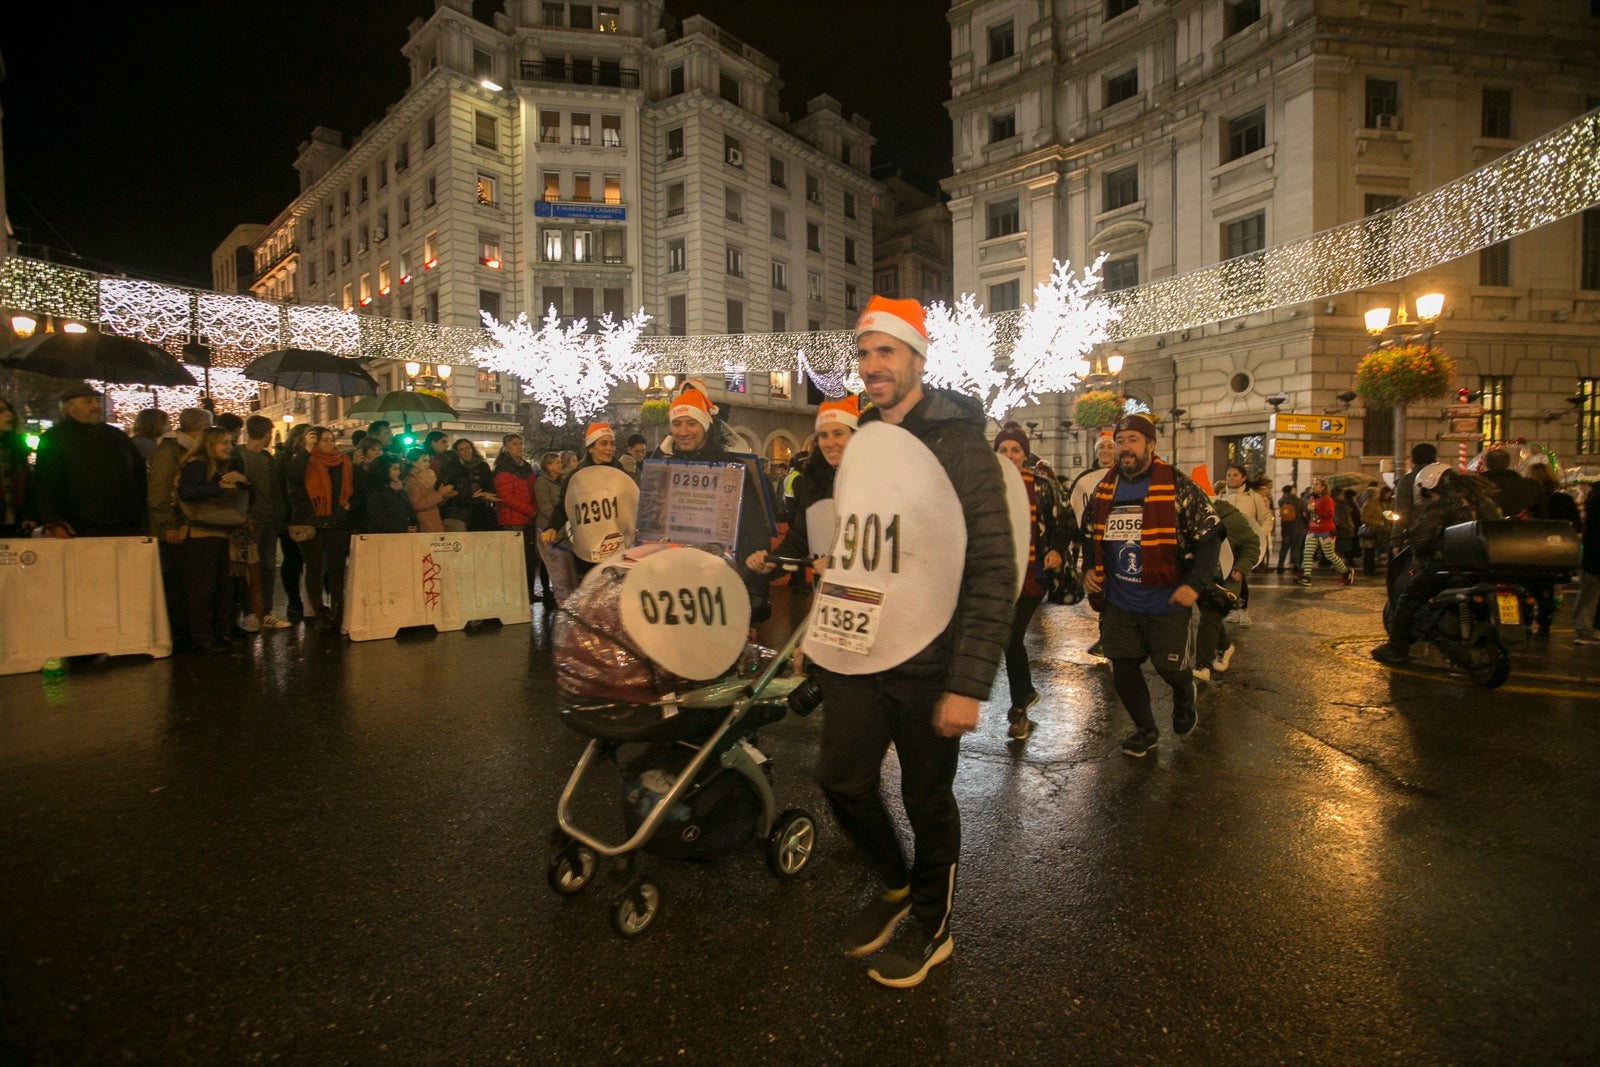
[474,306,652,426]
[924,293,1011,421]
[1010,256,1120,401]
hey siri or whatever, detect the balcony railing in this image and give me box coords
[518,61,640,89]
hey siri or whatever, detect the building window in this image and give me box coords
[540,111,561,143]
[341,283,353,311]
[377,261,391,293]
[771,207,787,240]
[341,189,351,216]
[425,175,437,207]
[1225,0,1261,35]
[477,369,502,394]
[726,187,743,223]
[603,287,624,318]
[669,65,683,96]
[571,112,591,145]
[986,197,1020,239]
[724,371,746,394]
[1361,194,1406,276]
[1482,88,1513,139]
[987,19,1014,63]
[573,230,592,263]
[1104,164,1139,210]
[359,176,369,203]
[875,267,899,295]
[1226,107,1267,162]
[719,69,739,105]
[570,3,593,29]
[772,311,787,334]
[845,284,858,311]
[377,161,388,189]
[668,238,686,273]
[602,229,623,264]
[1577,378,1600,455]
[423,230,438,266]
[542,287,563,319]
[480,289,501,322]
[597,6,619,33]
[770,156,787,188]
[1103,255,1138,291]
[473,47,493,80]
[724,135,743,166]
[574,173,591,202]
[1480,240,1511,286]
[808,270,824,302]
[1105,68,1138,107]
[476,173,497,207]
[358,224,370,253]
[543,172,561,202]
[423,115,436,149]
[667,182,685,217]
[666,126,684,160]
[669,295,687,336]
[841,142,854,166]
[359,273,372,305]
[772,260,788,290]
[341,237,351,265]
[400,196,411,228]
[990,111,1016,143]
[1106,0,1137,17]
[844,192,857,220]
[727,299,744,333]
[326,204,334,229]
[726,245,744,277]
[574,288,596,330]
[844,237,857,265]
[1479,375,1510,443]
[805,172,821,205]
[1365,79,1400,129]
[806,222,821,252]
[474,111,497,150]
[395,139,409,171]
[325,250,335,275]
[603,174,621,204]
[542,229,563,262]
[601,114,622,147]
[425,291,439,324]
[989,280,1021,312]
[1224,211,1266,258]
[1582,208,1600,290]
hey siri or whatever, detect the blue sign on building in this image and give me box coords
[533,201,626,221]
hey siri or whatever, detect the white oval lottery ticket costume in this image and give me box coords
[802,422,967,675]
[563,465,639,563]
[805,498,836,558]
[618,546,751,680]
[997,455,1030,603]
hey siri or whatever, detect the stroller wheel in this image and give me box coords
[766,809,817,878]
[547,841,598,896]
[609,877,662,938]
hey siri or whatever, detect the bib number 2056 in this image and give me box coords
[637,586,728,627]
[834,513,900,573]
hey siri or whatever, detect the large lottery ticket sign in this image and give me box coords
[563,465,639,563]
[617,545,752,680]
[803,422,968,674]
[635,459,746,552]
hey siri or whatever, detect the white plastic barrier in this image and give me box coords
[0,537,172,675]
[342,531,531,641]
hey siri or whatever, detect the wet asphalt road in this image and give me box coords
[2,574,1597,1064]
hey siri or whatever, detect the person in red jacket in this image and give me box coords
[492,433,544,605]
[1297,477,1354,587]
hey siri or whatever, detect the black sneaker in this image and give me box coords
[1087,640,1106,660]
[841,891,911,958]
[1121,729,1159,757]
[1007,692,1038,740]
[866,921,952,989]
[1173,677,1198,736]
[1370,644,1410,666]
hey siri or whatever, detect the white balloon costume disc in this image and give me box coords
[805,498,837,558]
[564,465,640,563]
[803,422,966,674]
[997,455,1029,603]
[618,546,751,680]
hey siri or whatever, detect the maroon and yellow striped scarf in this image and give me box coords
[1089,457,1181,588]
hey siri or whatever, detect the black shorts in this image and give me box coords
[1099,601,1194,671]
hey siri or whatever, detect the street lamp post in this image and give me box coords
[1364,292,1445,481]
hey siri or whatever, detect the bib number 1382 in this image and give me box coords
[834,512,900,573]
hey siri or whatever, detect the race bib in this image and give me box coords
[997,456,1029,602]
[802,422,965,674]
[1106,504,1143,582]
[565,465,639,563]
[618,546,751,680]
[806,579,884,656]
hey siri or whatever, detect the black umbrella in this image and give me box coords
[243,348,380,396]
[0,330,198,386]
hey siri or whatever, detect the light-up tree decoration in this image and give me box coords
[1010,256,1120,402]
[924,293,1011,420]
[474,307,652,427]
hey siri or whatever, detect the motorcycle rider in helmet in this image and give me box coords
[1371,463,1500,666]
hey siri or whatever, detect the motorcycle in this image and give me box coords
[1383,519,1579,688]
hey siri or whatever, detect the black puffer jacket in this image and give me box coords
[765,448,837,566]
[859,389,1016,700]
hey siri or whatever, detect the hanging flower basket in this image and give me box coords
[1354,344,1454,409]
[1074,389,1123,430]
[640,398,669,425]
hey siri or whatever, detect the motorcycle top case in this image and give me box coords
[1439,519,1580,577]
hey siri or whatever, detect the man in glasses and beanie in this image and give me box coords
[1082,412,1221,757]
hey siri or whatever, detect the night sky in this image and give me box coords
[1,0,951,288]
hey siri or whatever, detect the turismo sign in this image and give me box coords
[1270,438,1346,460]
[1270,413,1346,436]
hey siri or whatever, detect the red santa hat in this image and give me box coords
[669,388,713,431]
[815,394,860,431]
[854,295,930,357]
[584,421,613,448]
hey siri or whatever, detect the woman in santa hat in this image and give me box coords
[544,420,630,579]
[746,394,860,580]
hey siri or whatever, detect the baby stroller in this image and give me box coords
[547,544,821,937]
